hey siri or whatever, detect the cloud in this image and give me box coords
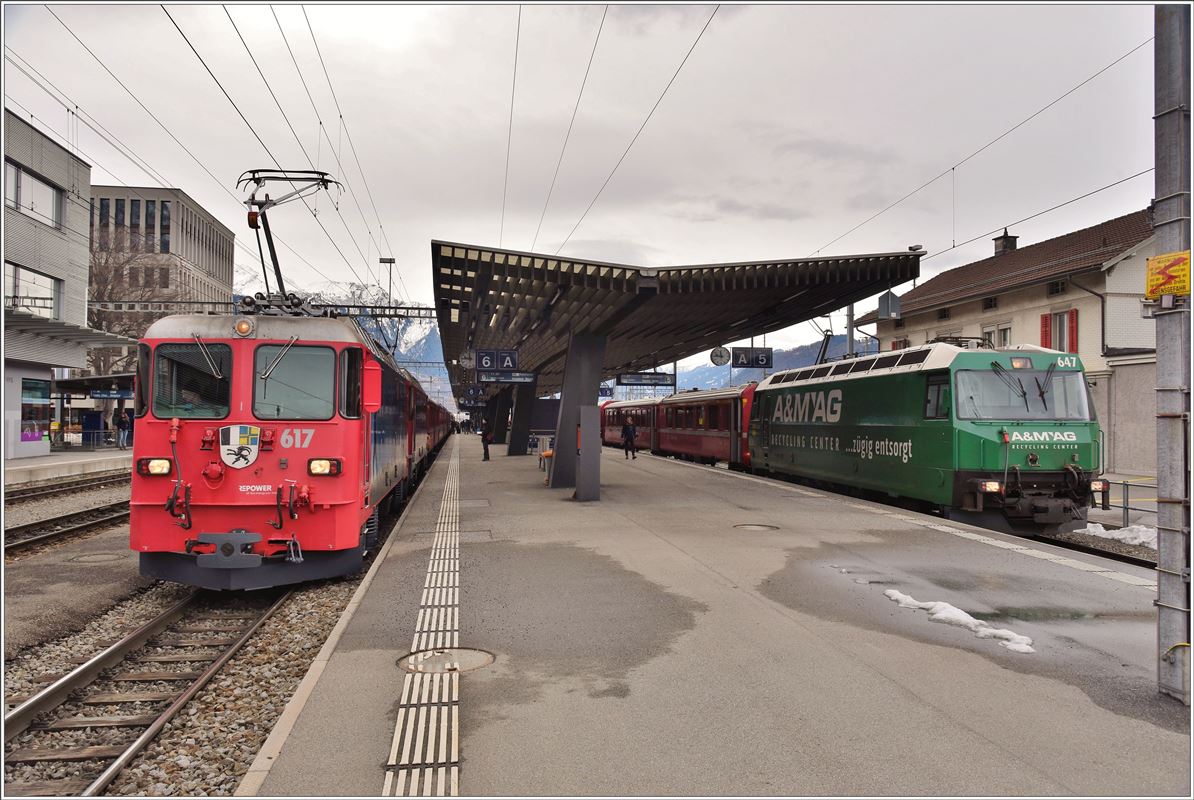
[772,133,898,166]
[665,193,810,223]
[556,237,663,266]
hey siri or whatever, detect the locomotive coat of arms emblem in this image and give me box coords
[220,425,261,469]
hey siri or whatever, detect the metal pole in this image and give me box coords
[847,304,855,357]
[1153,3,1191,705]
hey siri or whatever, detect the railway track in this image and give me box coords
[3,589,292,797]
[5,503,132,555]
[5,473,132,504]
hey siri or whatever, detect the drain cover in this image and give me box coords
[734,523,779,531]
[398,647,494,674]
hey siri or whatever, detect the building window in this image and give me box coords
[5,161,61,227]
[131,199,141,251]
[1041,310,1078,354]
[160,199,171,254]
[982,296,998,310]
[5,262,61,319]
[982,325,996,347]
[1047,280,1066,297]
[894,318,905,329]
[145,200,156,252]
[115,198,125,232]
[159,267,170,289]
[937,307,951,320]
[998,325,1011,348]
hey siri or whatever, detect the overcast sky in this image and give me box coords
[3,3,1157,364]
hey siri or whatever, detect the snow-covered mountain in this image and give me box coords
[673,336,879,391]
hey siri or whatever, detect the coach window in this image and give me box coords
[339,347,363,418]
[924,373,950,419]
[254,345,336,420]
[153,343,231,419]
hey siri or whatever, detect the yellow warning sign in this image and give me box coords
[1146,250,1190,300]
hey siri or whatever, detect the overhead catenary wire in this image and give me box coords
[301,6,411,302]
[268,6,379,286]
[809,35,1155,257]
[529,4,607,252]
[921,167,1155,264]
[160,5,367,287]
[499,5,521,248]
[554,4,720,256]
[38,9,333,289]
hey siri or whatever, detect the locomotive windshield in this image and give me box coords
[955,369,1092,421]
[253,345,335,420]
[153,343,232,419]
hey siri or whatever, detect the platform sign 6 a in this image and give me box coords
[731,347,773,368]
[464,385,484,399]
[1146,250,1190,300]
[476,350,498,370]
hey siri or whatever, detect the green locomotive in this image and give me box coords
[748,342,1109,532]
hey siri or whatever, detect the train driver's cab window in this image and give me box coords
[339,347,363,418]
[153,342,231,419]
[924,373,950,419]
[254,344,336,420]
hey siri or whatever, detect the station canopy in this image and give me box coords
[431,241,921,403]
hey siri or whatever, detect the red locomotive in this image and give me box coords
[130,312,451,590]
[601,383,758,466]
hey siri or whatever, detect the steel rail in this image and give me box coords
[5,503,131,553]
[3,592,199,743]
[79,590,294,796]
[5,473,132,503]
[1029,532,1158,570]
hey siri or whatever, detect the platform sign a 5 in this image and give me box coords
[1146,250,1190,300]
[731,347,773,368]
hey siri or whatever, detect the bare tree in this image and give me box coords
[87,227,178,375]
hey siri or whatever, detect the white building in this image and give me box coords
[4,109,131,461]
[859,208,1156,476]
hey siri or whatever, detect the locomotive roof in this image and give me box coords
[755,341,1074,391]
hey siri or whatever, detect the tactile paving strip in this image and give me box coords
[384,443,461,797]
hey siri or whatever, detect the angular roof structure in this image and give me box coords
[857,209,1154,325]
[431,241,921,402]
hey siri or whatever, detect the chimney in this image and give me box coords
[992,227,1018,256]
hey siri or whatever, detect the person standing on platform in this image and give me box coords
[114,409,130,450]
[480,419,491,461]
[621,416,637,460]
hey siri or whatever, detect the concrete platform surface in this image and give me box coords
[4,450,132,487]
[3,525,151,658]
[249,435,1189,797]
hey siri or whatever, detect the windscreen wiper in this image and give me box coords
[990,361,1029,410]
[192,334,223,379]
[258,336,299,381]
[1033,364,1056,411]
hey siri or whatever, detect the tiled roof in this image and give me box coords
[857,209,1153,325]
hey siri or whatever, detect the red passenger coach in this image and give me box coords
[601,399,660,452]
[130,313,451,590]
[656,385,756,465]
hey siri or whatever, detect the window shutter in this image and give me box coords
[1068,308,1079,354]
[1040,314,1051,347]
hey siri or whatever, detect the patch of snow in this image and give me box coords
[1079,522,1157,550]
[883,589,1035,654]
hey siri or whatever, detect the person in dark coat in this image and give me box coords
[480,419,491,461]
[114,409,131,450]
[621,416,637,460]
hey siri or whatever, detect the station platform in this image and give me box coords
[3,449,132,488]
[240,434,1188,797]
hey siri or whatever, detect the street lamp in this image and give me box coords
[379,257,396,304]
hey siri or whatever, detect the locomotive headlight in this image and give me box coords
[233,317,255,337]
[979,480,1002,493]
[138,458,172,476]
[1089,479,1108,492]
[308,458,342,476]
